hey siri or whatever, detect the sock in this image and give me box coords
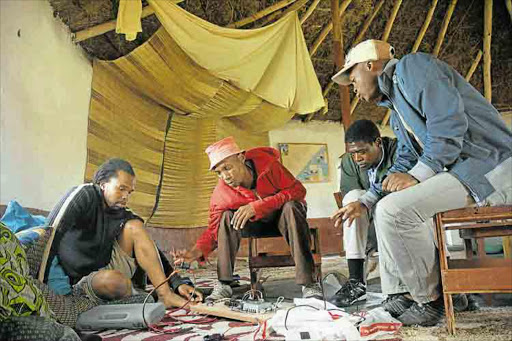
[347,259,365,283]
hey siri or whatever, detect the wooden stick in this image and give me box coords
[310,0,353,57]
[227,0,296,28]
[483,0,492,102]
[465,49,483,81]
[354,0,402,119]
[321,0,383,110]
[381,0,403,42]
[331,0,351,129]
[74,6,156,42]
[255,0,309,28]
[432,0,458,57]
[300,0,322,25]
[353,0,385,46]
[412,0,438,53]
[350,97,359,115]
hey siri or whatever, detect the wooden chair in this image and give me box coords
[434,205,512,335]
[244,226,322,293]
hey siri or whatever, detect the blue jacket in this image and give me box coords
[378,53,512,202]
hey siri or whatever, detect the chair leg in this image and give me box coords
[443,293,456,335]
[464,239,473,259]
[250,268,259,292]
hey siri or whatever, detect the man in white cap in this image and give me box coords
[175,137,322,301]
[331,39,512,326]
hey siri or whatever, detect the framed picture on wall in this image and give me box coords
[278,143,329,183]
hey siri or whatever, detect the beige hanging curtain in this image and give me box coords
[117,0,324,114]
[87,0,324,228]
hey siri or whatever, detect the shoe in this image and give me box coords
[302,282,323,300]
[329,279,367,307]
[397,297,445,327]
[453,294,469,312]
[466,294,480,311]
[382,294,414,318]
[206,281,233,302]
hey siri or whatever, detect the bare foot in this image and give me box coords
[160,292,189,308]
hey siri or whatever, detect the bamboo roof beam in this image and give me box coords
[331,0,351,129]
[257,0,309,27]
[321,0,384,100]
[305,82,334,121]
[74,5,156,42]
[411,0,438,53]
[309,0,353,57]
[507,0,512,22]
[381,0,403,42]
[227,0,296,28]
[465,49,483,81]
[300,0,322,25]
[483,0,493,101]
[432,0,458,57]
[353,0,403,119]
[353,0,385,46]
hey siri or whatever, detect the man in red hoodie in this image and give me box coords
[176,137,322,301]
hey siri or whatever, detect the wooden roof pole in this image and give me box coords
[483,0,493,102]
[353,0,385,46]
[257,0,309,28]
[353,0,403,120]
[227,0,296,28]
[320,0,385,101]
[331,0,351,130]
[465,49,483,81]
[380,0,436,127]
[432,0,458,57]
[310,0,353,57]
[74,6,155,42]
[411,0,439,53]
[300,0,322,25]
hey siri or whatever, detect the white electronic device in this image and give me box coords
[76,303,166,330]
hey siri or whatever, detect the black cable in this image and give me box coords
[284,304,320,331]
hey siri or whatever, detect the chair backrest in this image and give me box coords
[333,192,343,209]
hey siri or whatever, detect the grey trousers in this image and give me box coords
[342,189,378,259]
[217,201,315,285]
[375,157,512,304]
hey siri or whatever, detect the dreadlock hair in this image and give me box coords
[345,119,381,144]
[93,158,135,185]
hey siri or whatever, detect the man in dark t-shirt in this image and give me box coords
[44,158,202,307]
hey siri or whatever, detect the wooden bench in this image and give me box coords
[434,205,512,335]
[244,226,322,292]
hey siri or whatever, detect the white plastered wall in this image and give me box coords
[269,120,346,218]
[0,0,92,210]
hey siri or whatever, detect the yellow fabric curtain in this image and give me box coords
[116,0,142,41]
[91,0,323,228]
[85,61,170,221]
[117,0,324,114]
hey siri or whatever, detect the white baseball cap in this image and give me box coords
[331,39,395,85]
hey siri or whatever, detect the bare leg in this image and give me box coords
[118,219,187,308]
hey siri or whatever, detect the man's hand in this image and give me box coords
[232,204,256,230]
[177,284,203,303]
[171,248,202,267]
[330,201,367,228]
[382,172,418,192]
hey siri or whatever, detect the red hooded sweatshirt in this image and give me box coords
[195,147,306,257]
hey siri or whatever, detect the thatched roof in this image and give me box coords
[49,0,512,123]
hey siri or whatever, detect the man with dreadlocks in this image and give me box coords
[43,158,202,308]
